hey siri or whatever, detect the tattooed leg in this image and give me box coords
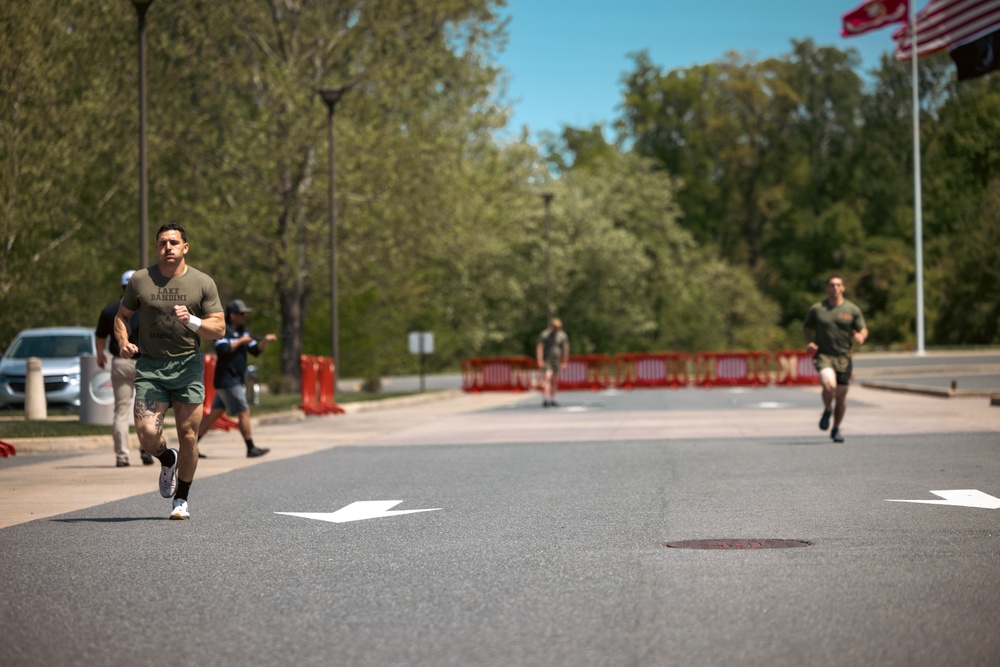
[134,398,170,456]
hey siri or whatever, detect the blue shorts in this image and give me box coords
[212,384,250,415]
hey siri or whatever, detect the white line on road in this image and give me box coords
[276,500,443,523]
[885,489,1000,509]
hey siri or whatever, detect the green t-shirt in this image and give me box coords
[538,327,569,362]
[804,299,866,357]
[122,265,222,358]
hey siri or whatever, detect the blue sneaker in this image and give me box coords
[819,409,831,431]
[159,448,178,498]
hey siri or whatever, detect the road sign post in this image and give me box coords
[408,331,434,392]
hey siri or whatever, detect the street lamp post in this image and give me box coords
[132,0,153,269]
[319,88,345,389]
[542,192,554,324]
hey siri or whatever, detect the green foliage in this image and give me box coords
[932,184,1000,344]
[1,1,137,336]
[3,4,997,390]
[541,136,784,352]
[618,40,1000,349]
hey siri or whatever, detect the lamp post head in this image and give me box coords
[542,192,554,208]
[319,88,346,113]
[132,0,153,15]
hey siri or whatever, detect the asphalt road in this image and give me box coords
[1,381,999,667]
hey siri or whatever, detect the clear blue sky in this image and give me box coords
[494,0,902,141]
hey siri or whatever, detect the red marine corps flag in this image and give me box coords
[842,0,909,35]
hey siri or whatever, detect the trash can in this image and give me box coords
[79,355,114,425]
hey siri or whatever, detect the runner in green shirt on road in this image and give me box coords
[115,222,225,520]
[803,274,868,443]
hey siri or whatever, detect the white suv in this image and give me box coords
[0,327,96,408]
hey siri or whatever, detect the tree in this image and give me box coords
[925,74,1000,344]
[138,1,510,381]
[0,1,138,343]
[615,41,1000,350]
[547,129,783,352]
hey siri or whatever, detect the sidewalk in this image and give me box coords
[2,384,999,530]
[1,389,467,454]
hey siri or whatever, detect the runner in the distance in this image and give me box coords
[803,274,868,443]
[536,318,569,408]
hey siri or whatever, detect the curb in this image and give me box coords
[257,389,463,424]
[2,435,110,453]
[861,380,996,398]
[5,390,465,454]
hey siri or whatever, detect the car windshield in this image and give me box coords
[6,335,92,359]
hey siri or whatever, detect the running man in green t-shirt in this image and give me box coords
[114,222,225,520]
[803,274,868,443]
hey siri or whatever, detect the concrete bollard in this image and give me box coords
[24,357,47,420]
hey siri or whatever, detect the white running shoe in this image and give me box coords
[169,498,190,520]
[159,448,178,498]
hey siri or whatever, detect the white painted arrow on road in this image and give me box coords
[885,489,1000,509]
[276,500,442,524]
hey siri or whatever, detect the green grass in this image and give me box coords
[0,420,114,439]
[0,389,427,439]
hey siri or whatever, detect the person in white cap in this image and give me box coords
[95,269,153,467]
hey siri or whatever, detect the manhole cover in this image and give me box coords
[664,539,812,550]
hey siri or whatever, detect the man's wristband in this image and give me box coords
[186,315,202,332]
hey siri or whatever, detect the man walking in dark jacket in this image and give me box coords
[197,299,277,457]
[96,269,153,467]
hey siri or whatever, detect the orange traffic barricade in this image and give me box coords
[316,356,345,414]
[772,350,820,386]
[461,356,535,392]
[693,351,772,388]
[299,355,344,416]
[300,355,324,415]
[614,352,691,390]
[555,354,613,391]
[202,354,238,431]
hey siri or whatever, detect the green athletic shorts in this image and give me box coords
[544,357,561,373]
[812,353,853,386]
[135,353,205,404]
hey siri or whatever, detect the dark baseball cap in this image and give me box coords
[226,299,252,314]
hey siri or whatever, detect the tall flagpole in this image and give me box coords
[911,1,926,355]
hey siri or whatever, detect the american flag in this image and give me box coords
[893,0,1000,59]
